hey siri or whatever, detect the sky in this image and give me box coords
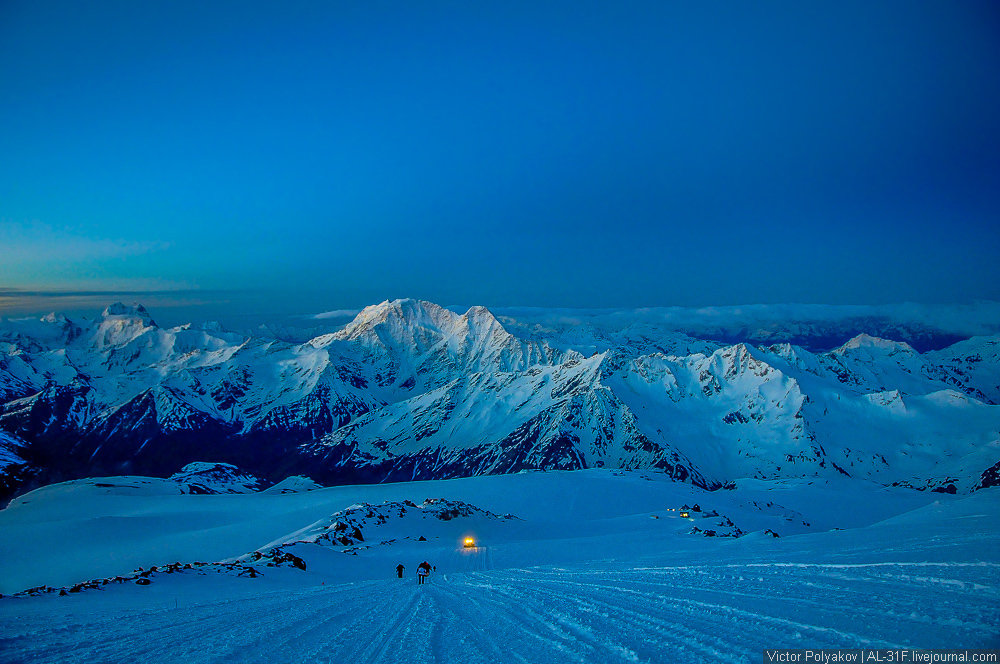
[1,1,999,325]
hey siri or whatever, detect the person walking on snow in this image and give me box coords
[396,564,405,579]
[417,561,431,584]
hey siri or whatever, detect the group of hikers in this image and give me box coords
[396,562,436,584]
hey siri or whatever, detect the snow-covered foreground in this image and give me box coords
[1,470,997,662]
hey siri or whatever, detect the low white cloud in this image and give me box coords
[308,309,363,320]
[0,277,196,293]
[0,288,228,324]
[492,302,1000,338]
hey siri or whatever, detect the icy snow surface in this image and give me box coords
[0,469,996,663]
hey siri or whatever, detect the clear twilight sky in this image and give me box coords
[1,1,999,325]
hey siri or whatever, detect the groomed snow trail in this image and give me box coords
[2,560,997,664]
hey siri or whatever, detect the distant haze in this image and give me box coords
[1,293,998,352]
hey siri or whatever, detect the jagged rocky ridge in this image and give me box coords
[1,299,998,501]
[5,496,511,598]
[269,498,517,552]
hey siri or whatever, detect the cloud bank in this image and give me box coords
[490,302,1000,339]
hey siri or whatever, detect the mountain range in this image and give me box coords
[1,298,998,502]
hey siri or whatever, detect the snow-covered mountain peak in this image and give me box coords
[0,312,82,350]
[1,297,998,500]
[101,302,157,325]
[709,342,774,379]
[334,299,458,361]
[90,304,160,351]
[925,334,1000,405]
[763,342,809,363]
[328,299,558,386]
[197,321,228,334]
[464,305,491,317]
[456,305,522,342]
[835,333,915,354]
[168,462,269,494]
[337,299,453,338]
[461,305,504,329]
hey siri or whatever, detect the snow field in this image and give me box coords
[0,471,997,662]
[1,557,996,663]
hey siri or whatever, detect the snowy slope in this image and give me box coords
[0,469,966,595]
[0,470,996,661]
[169,462,271,494]
[926,335,1000,405]
[302,353,711,487]
[601,341,1000,491]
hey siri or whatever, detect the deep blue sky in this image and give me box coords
[2,1,999,322]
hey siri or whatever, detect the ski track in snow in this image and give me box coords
[2,557,997,664]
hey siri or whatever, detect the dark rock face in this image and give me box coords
[1,389,245,492]
[0,461,35,499]
[977,461,1000,490]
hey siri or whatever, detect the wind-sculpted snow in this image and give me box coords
[1,477,996,663]
[0,299,998,498]
[4,564,995,663]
